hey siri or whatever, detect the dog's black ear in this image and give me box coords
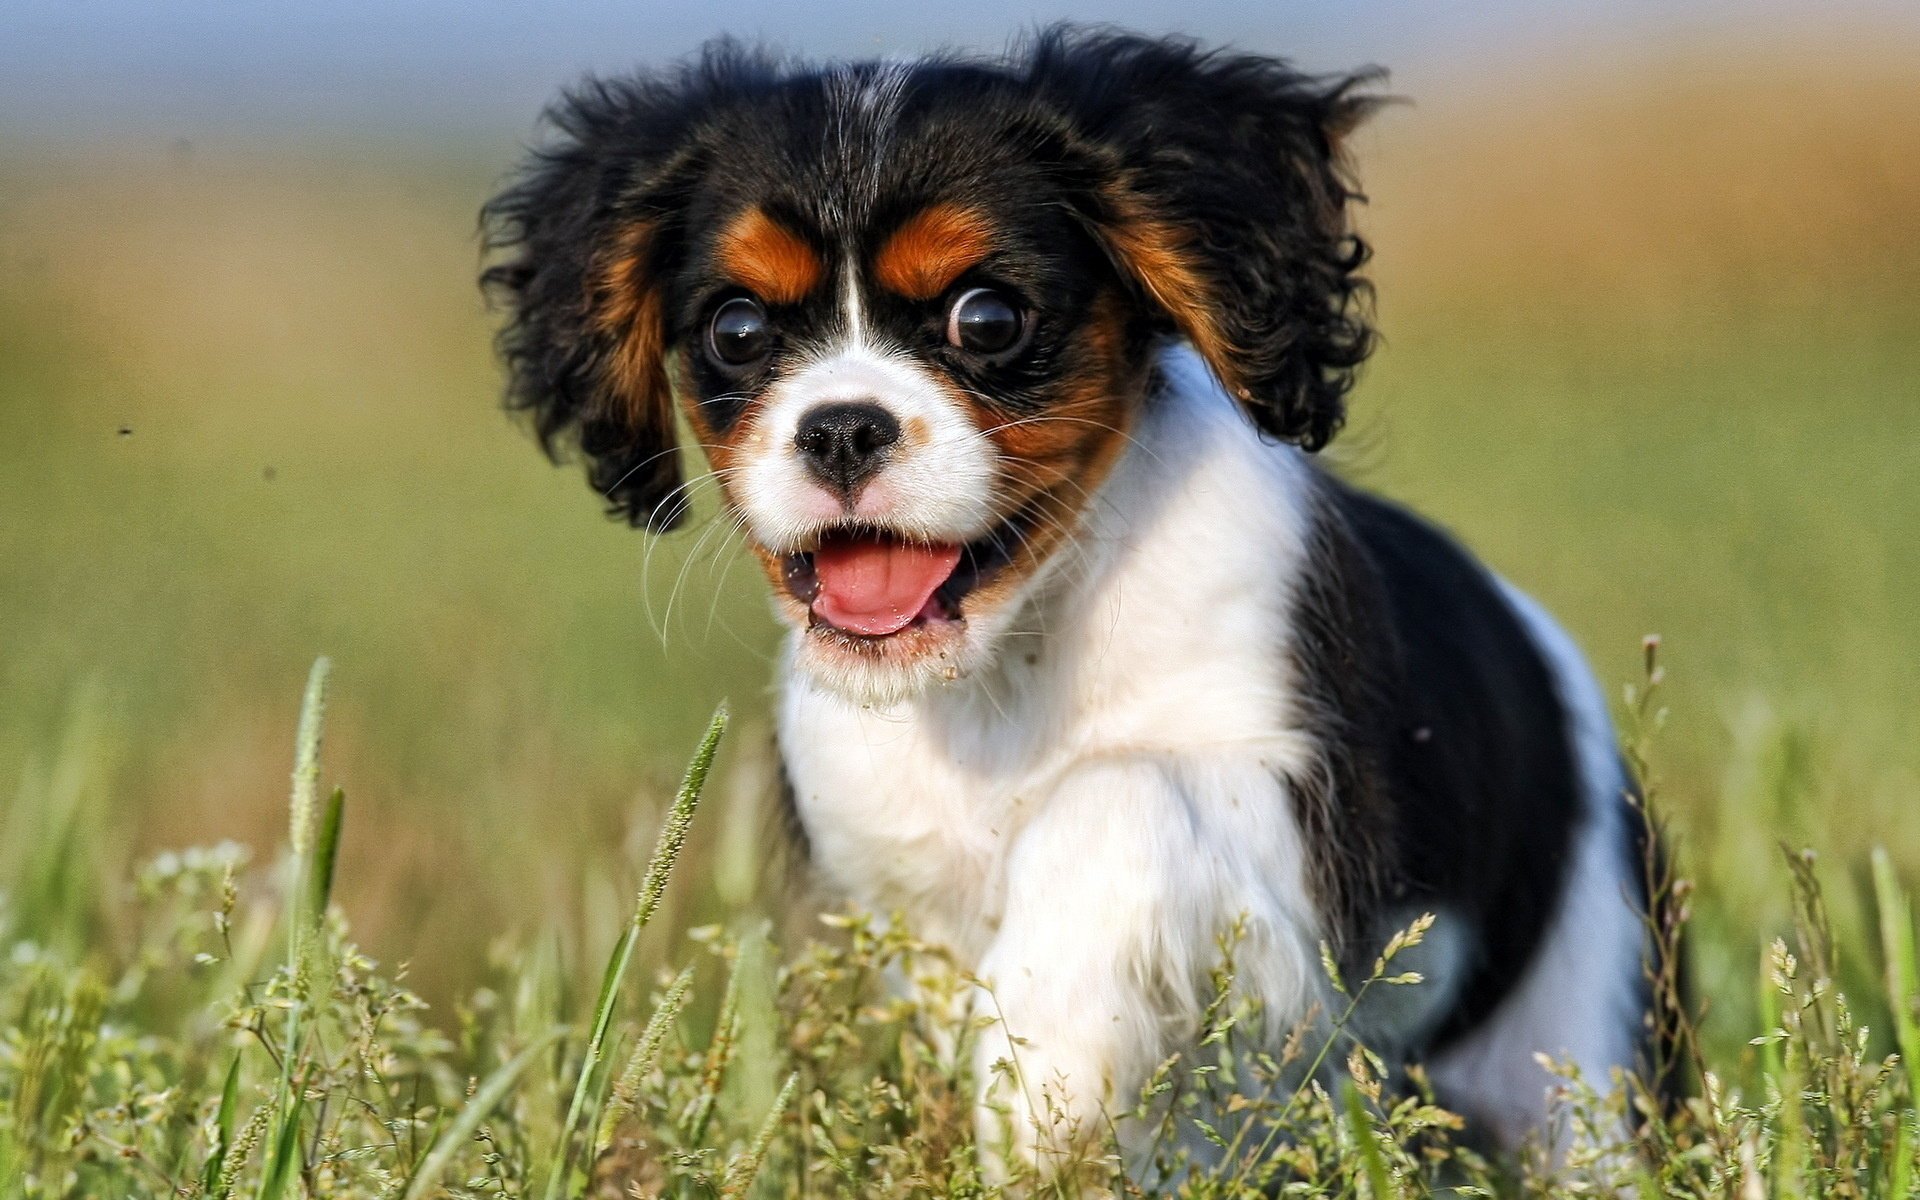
[1029,29,1382,450]
[481,47,773,529]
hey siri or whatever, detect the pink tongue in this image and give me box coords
[812,536,963,636]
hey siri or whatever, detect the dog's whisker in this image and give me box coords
[639,477,726,644]
[600,439,742,513]
[659,485,755,645]
[638,466,753,645]
[701,510,760,643]
[958,396,1168,469]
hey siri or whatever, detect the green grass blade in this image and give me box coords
[402,1028,564,1200]
[214,1105,271,1200]
[258,658,332,1200]
[684,952,742,1147]
[543,704,727,1200]
[635,703,728,930]
[1872,847,1920,1099]
[720,1072,798,1199]
[1758,951,1785,1083]
[597,963,697,1156]
[542,923,639,1200]
[288,657,331,864]
[307,786,346,928]
[202,1055,242,1196]
[256,1095,305,1200]
[1343,1083,1395,1200]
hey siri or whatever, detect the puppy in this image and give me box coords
[484,28,1660,1174]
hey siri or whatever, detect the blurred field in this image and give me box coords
[1,46,1916,1048]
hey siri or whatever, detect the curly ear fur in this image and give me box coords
[1028,29,1382,450]
[480,45,778,530]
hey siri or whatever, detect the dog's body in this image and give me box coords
[780,349,1648,1161]
[486,28,1658,1171]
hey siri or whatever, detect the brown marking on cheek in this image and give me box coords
[975,292,1138,470]
[590,220,672,432]
[1100,193,1247,398]
[960,292,1143,611]
[902,415,931,449]
[969,375,1135,613]
[960,486,1092,619]
[718,207,823,304]
[873,203,996,300]
[681,396,752,482]
[664,352,774,523]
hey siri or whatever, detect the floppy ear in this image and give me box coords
[481,48,774,529]
[1030,30,1382,450]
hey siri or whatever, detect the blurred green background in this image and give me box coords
[1,10,1916,1057]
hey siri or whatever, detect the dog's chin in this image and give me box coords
[788,611,997,706]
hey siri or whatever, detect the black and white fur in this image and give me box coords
[483,27,1661,1175]
[778,348,1649,1161]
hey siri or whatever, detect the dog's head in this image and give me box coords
[484,28,1378,702]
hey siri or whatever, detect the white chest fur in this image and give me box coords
[776,351,1332,1158]
[779,352,1319,955]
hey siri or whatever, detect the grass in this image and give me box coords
[0,40,1918,1197]
[2,652,1920,1196]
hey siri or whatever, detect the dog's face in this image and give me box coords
[664,102,1151,699]
[485,31,1377,701]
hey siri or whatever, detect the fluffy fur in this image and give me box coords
[483,27,1663,1174]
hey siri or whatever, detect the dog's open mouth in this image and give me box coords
[780,516,1026,639]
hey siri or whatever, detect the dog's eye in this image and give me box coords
[945,288,1024,355]
[708,297,773,368]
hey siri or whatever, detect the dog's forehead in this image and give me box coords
[701,60,1033,248]
[815,61,918,212]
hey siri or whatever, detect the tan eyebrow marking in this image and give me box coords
[873,203,997,300]
[717,207,823,304]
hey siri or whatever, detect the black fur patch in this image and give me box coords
[1292,475,1590,1052]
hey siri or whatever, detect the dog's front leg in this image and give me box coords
[970,757,1239,1180]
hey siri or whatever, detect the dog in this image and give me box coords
[483,27,1661,1174]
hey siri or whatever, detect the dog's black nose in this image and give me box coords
[794,401,901,495]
